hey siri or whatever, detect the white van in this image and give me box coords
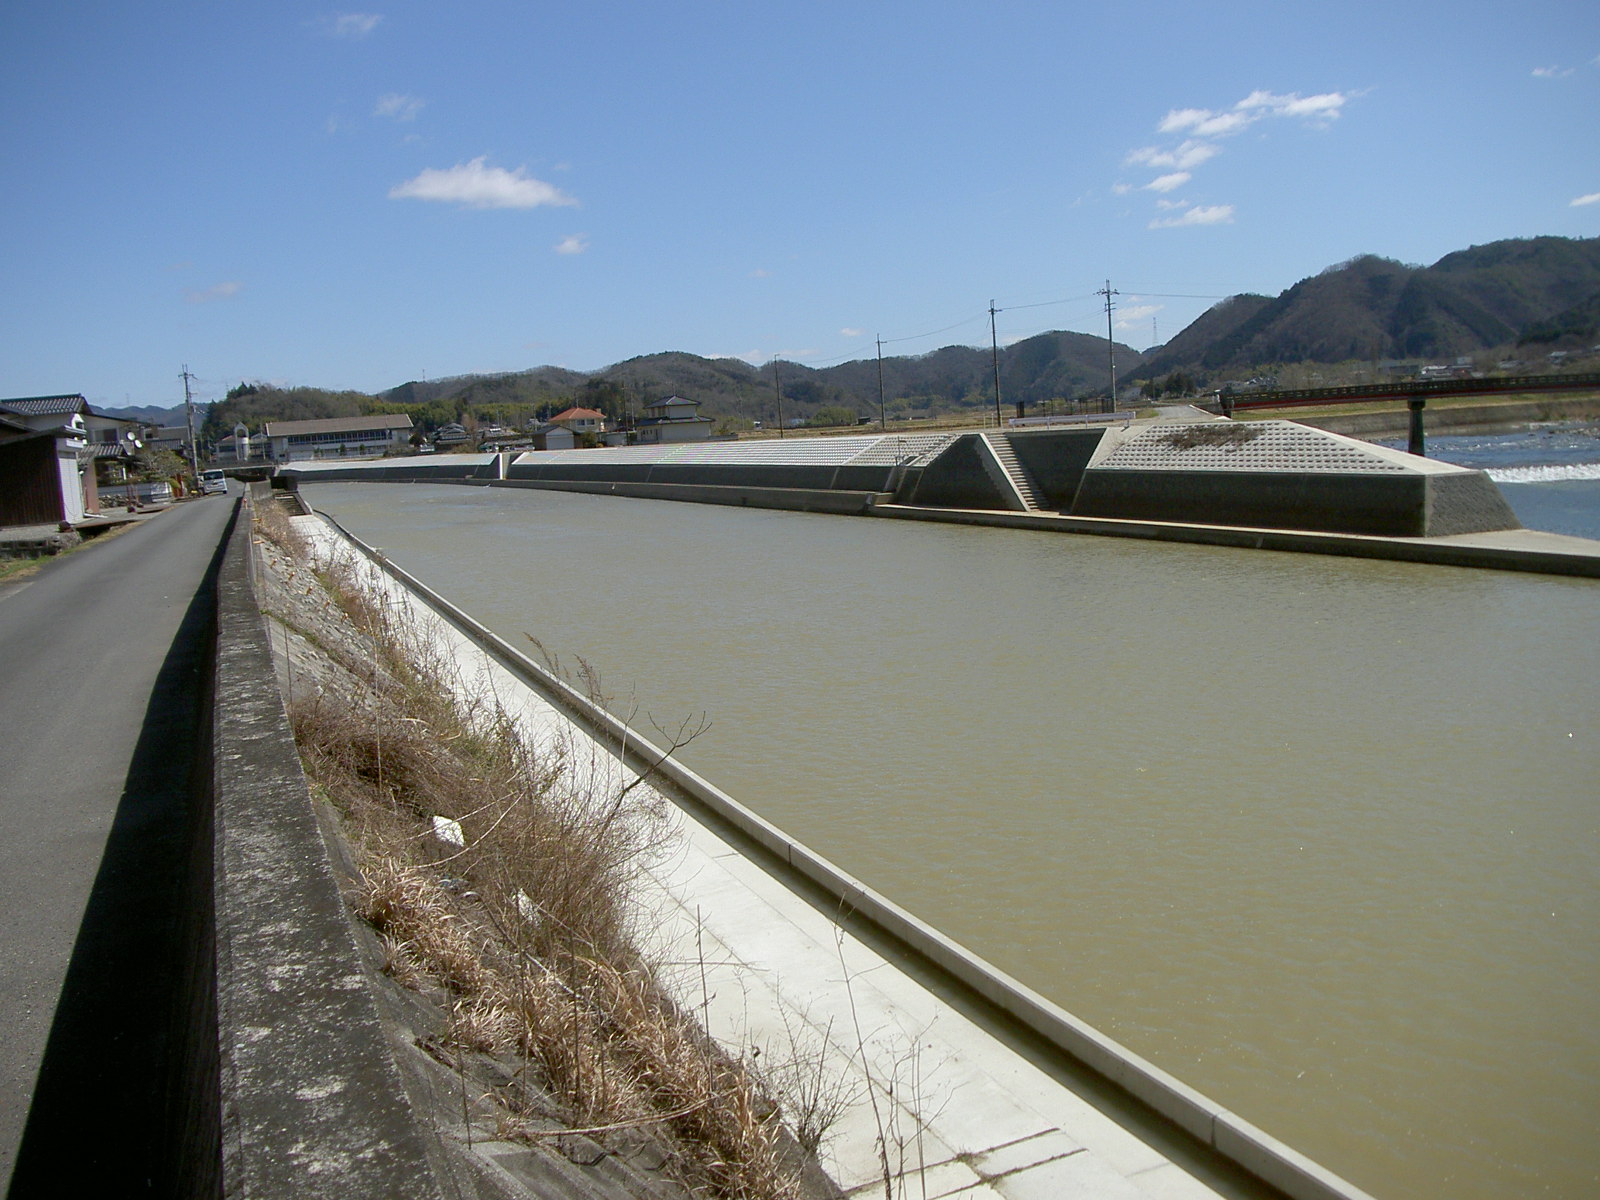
[200,469,228,495]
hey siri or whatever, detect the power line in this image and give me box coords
[880,311,987,345]
[994,291,1100,313]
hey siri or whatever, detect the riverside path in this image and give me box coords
[0,494,235,1197]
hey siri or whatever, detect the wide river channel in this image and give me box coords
[305,480,1597,1200]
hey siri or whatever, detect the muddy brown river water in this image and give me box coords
[306,481,1599,1200]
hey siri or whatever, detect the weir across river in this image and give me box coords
[301,476,1600,1200]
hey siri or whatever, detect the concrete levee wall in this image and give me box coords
[493,477,887,513]
[1070,466,1520,537]
[286,455,907,498]
[167,550,224,1200]
[505,458,900,493]
[281,459,493,483]
[1071,469,1434,536]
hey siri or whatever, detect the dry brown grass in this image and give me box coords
[259,503,815,1199]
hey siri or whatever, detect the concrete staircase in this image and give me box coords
[984,432,1045,510]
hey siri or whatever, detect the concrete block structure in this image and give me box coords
[1068,421,1520,537]
[281,418,1523,540]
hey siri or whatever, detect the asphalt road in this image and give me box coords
[0,494,235,1196]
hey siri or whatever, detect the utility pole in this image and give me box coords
[1097,281,1120,413]
[876,336,886,431]
[772,358,785,439]
[989,301,1003,428]
[180,364,199,474]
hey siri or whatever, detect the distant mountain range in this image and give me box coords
[1141,235,1600,379]
[101,235,1600,431]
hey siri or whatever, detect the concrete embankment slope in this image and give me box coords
[303,506,1379,1200]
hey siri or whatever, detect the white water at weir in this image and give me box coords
[1488,462,1600,482]
[307,482,1599,1200]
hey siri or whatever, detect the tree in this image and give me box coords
[578,377,626,419]
[808,405,859,428]
[135,446,188,482]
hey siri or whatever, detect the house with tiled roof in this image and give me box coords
[0,395,98,524]
[635,395,713,445]
[549,407,608,435]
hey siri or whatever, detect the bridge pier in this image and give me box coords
[1408,398,1426,457]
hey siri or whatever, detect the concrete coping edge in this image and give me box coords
[216,497,450,1199]
[315,509,1378,1200]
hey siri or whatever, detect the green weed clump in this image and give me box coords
[260,506,817,1199]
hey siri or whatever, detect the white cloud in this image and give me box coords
[1159,107,1252,138]
[1123,90,1351,223]
[1571,192,1600,207]
[1126,140,1220,171]
[1157,107,1211,134]
[1156,89,1348,140]
[389,157,576,209]
[1272,92,1348,121]
[1111,182,1133,196]
[1532,65,1573,78]
[749,268,772,278]
[185,281,243,304]
[1114,303,1162,330]
[375,93,424,121]
[840,328,864,337]
[322,13,382,38]
[555,233,589,254]
[1149,205,1235,229]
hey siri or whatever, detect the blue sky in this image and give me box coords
[3,2,1597,411]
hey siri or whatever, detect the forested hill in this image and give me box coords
[158,233,1600,438]
[190,332,1144,438]
[1140,235,1600,379]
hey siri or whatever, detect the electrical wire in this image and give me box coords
[880,311,987,345]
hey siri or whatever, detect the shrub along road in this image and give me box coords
[0,493,235,1197]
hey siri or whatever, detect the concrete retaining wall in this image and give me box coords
[507,458,899,493]
[493,476,889,513]
[1073,469,1436,536]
